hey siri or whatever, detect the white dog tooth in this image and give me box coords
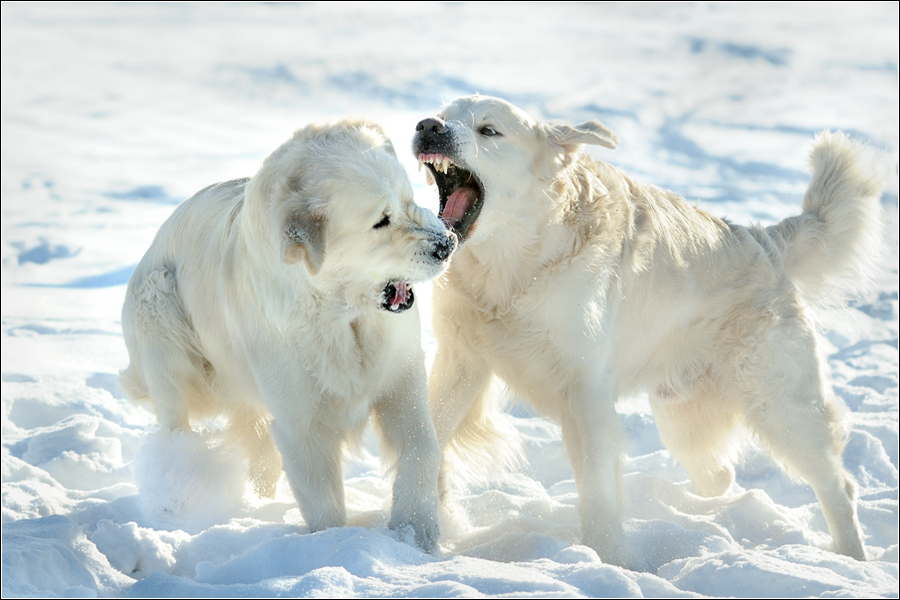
[418,156,424,171]
[426,170,435,186]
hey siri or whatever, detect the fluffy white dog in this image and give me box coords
[412,95,882,564]
[121,118,455,552]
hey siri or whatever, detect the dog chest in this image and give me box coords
[448,281,611,408]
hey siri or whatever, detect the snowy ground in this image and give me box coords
[2,3,898,597]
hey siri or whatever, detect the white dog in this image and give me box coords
[413,95,882,564]
[120,118,455,552]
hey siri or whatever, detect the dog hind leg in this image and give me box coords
[735,323,866,560]
[650,376,742,498]
[744,385,866,559]
[226,408,283,499]
[122,267,210,432]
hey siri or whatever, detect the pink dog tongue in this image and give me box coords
[442,187,477,224]
[391,281,410,309]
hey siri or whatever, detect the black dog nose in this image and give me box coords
[431,231,457,262]
[416,117,447,135]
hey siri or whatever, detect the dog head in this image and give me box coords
[247,118,455,313]
[412,95,618,244]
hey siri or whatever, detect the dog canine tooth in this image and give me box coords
[415,151,455,178]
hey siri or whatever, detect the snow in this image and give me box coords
[2,2,897,597]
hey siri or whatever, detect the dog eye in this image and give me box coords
[373,214,390,229]
[479,125,501,137]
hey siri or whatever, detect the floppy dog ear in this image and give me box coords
[548,121,620,151]
[283,207,326,275]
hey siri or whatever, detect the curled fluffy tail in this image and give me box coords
[767,131,885,301]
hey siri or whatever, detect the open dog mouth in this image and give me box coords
[417,153,483,241]
[380,280,415,313]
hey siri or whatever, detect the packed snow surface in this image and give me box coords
[2,3,897,597]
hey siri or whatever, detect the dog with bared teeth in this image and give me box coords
[413,95,880,565]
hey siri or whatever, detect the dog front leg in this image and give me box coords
[560,385,629,567]
[250,350,348,532]
[373,365,441,553]
[429,346,493,446]
[270,417,346,532]
[257,377,344,533]
[428,344,494,500]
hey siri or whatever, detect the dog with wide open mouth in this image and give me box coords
[413,98,616,244]
[413,95,877,566]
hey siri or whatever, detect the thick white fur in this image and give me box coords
[418,96,882,564]
[120,119,453,552]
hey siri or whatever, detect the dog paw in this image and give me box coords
[583,524,635,569]
[388,511,440,554]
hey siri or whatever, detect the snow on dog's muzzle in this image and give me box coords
[430,229,456,262]
[381,281,415,313]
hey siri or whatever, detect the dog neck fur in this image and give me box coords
[446,134,627,315]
